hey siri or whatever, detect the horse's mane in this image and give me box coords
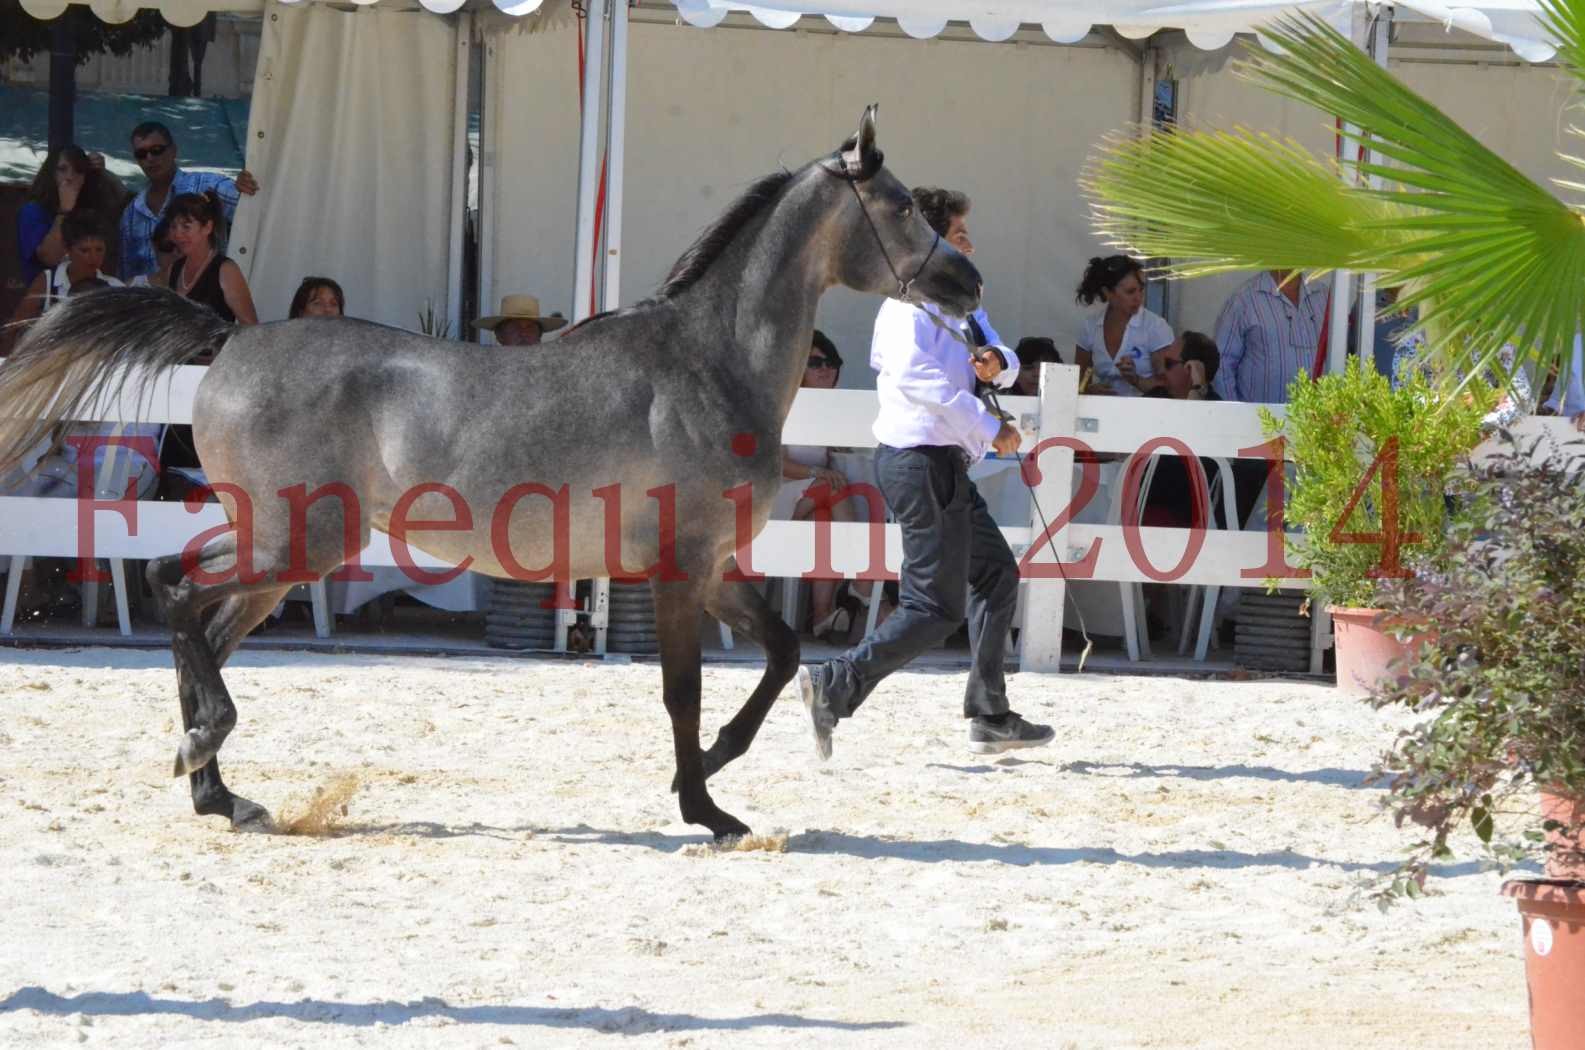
[647,168,798,303]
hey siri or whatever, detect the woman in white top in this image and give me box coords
[8,210,124,326]
[772,330,886,642]
[1073,254,1174,397]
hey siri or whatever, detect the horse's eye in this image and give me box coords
[899,203,913,218]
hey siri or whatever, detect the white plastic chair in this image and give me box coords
[2,425,151,636]
[1111,450,1235,663]
[1173,457,1239,662]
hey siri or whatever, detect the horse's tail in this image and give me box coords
[0,286,234,473]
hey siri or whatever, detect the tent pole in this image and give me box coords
[572,0,608,324]
[603,0,628,311]
[564,0,608,655]
[446,12,472,337]
[1356,6,1393,372]
[1327,4,1372,376]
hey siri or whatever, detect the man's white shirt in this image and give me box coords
[869,298,1019,463]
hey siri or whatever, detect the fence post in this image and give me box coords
[1018,363,1081,673]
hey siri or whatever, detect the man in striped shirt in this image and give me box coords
[1212,270,1331,403]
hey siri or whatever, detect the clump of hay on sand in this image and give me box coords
[274,774,361,837]
[683,831,789,856]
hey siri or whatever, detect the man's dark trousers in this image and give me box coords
[818,443,1019,720]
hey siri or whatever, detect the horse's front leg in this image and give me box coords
[653,576,751,841]
[670,578,799,793]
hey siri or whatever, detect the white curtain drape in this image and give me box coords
[229,0,460,329]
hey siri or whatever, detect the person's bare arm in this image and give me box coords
[9,272,47,328]
[218,260,259,325]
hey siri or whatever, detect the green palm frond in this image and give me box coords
[1082,124,1387,278]
[1539,0,1585,92]
[1241,13,1585,382]
[1082,5,1585,393]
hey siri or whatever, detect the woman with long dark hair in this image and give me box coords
[16,146,128,285]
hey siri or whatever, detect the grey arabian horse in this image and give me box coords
[0,108,982,840]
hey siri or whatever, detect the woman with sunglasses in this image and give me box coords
[16,145,128,287]
[773,330,885,642]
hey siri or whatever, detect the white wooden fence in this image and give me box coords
[1,362,1575,672]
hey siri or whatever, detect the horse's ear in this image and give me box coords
[857,103,878,157]
[839,103,881,178]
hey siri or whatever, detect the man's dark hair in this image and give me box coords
[810,328,843,370]
[62,210,107,248]
[911,186,970,239]
[130,121,174,146]
[1181,330,1220,384]
[1015,336,1063,366]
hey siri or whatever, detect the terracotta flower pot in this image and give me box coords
[1541,792,1585,882]
[1327,606,1430,695]
[1501,879,1585,1050]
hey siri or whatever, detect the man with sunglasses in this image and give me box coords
[798,185,1055,760]
[118,121,260,281]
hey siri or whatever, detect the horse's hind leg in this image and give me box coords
[147,534,290,822]
[654,577,752,841]
[671,579,799,792]
[168,589,285,822]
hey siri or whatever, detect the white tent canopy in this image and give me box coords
[672,0,1554,60]
[20,0,1558,61]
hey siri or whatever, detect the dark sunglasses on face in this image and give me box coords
[807,357,836,369]
[134,143,169,162]
[1161,358,1185,370]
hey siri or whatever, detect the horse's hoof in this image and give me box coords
[172,728,217,777]
[711,817,752,843]
[230,796,273,833]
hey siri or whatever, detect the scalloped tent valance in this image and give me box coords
[16,0,1558,62]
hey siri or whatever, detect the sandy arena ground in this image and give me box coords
[0,646,1532,1049]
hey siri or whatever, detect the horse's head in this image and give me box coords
[823,105,983,318]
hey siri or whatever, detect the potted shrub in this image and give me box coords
[1364,432,1585,1048]
[1260,358,1493,691]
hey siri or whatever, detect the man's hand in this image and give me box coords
[972,348,1005,383]
[236,170,260,195]
[813,467,848,489]
[992,421,1021,456]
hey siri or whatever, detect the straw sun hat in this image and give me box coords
[472,293,568,333]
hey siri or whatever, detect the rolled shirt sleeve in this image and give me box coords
[971,308,1021,389]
